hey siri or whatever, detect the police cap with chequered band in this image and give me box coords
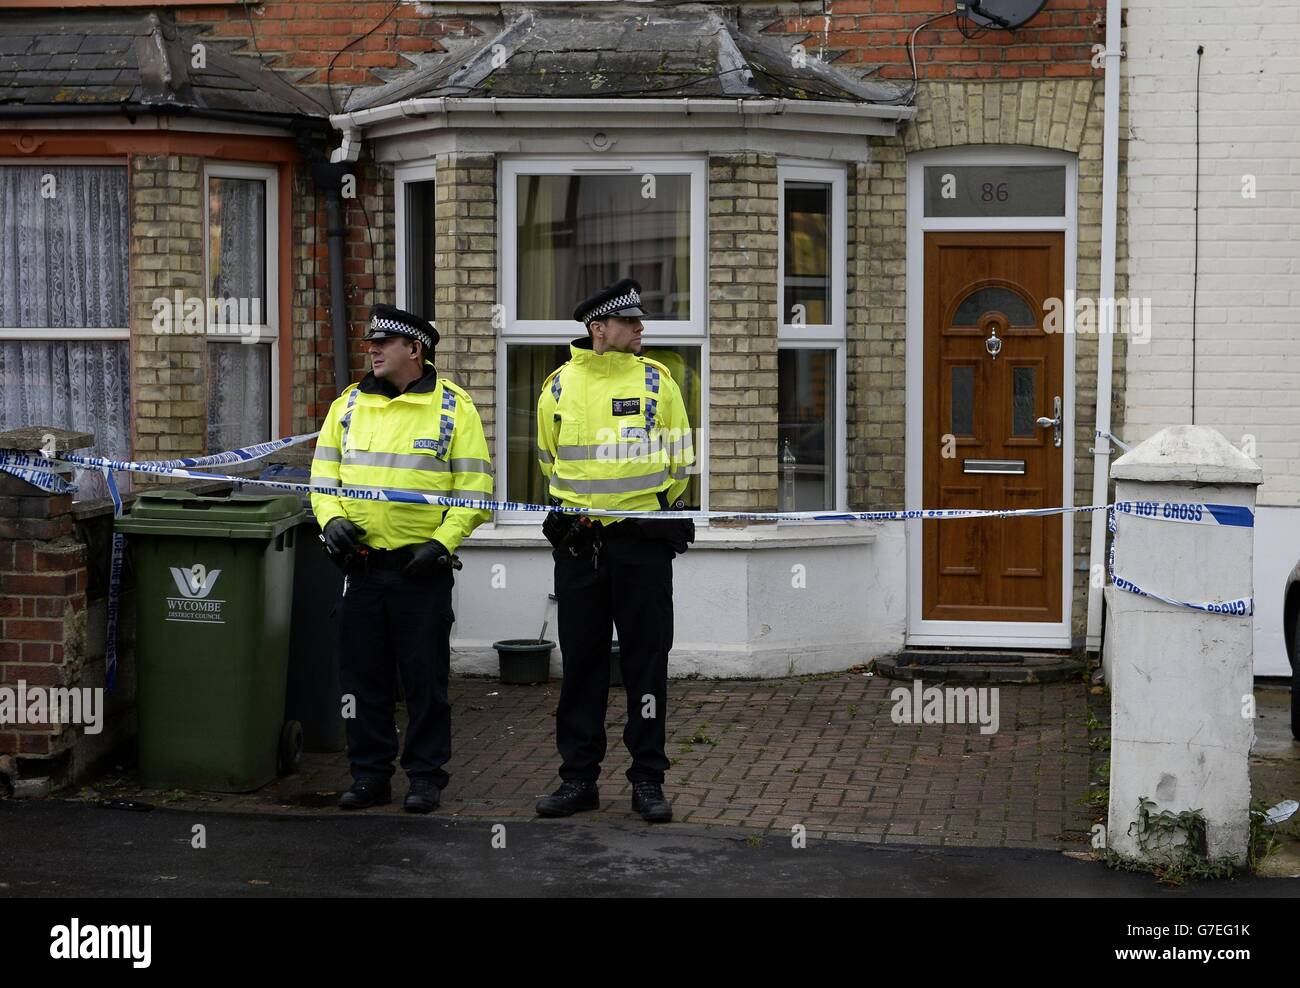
[573,278,646,326]
[363,303,439,349]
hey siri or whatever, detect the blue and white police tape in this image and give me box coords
[1112,499,1254,528]
[0,444,1260,530]
[0,437,1257,695]
[0,452,78,495]
[127,431,319,470]
[0,434,313,693]
[101,468,126,691]
[0,431,318,494]
[1,447,1115,522]
[1107,507,1253,617]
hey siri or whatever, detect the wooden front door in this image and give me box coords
[922,231,1065,623]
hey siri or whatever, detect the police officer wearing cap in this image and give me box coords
[309,304,492,813]
[534,279,695,823]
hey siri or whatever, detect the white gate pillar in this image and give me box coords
[1104,425,1263,864]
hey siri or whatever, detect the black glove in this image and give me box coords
[323,518,366,558]
[402,539,454,579]
[542,510,572,550]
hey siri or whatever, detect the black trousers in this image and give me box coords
[553,529,674,785]
[336,561,455,788]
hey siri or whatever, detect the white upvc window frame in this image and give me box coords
[202,161,280,446]
[499,155,708,337]
[494,154,711,524]
[394,161,438,314]
[778,161,847,339]
[777,160,848,513]
[0,158,130,342]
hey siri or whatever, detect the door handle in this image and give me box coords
[1035,395,1063,448]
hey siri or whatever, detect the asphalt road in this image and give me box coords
[0,799,1292,898]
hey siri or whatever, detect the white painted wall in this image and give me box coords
[1123,2,1300,676]
[1254,506,1300,675]
[449,524,908,679]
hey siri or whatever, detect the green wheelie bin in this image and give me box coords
[116,490,307,792]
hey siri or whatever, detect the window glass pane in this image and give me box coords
[0,164,128,328]
[207,342,271,453]
[404,179,436,323]
[639,345,701,507]
[784,182,829,325]
[506,344,702,508]
[208,177,266,331]
[0,340,131,500]
[923,165,1066,218]
[1012,366,1037,438]
[506,343,571,507]
[952,286,1034,326]
[951,365,974,437]
[778,348,836,511]
[516,173,690,321]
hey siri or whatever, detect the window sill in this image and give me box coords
[462,521,877,551]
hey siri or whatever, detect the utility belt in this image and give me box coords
[353,546,414,571]
[337,544,463,573]
[543,493,695,558]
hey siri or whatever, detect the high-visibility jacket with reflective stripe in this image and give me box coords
[536,338,694,524]
[310,364,492,551]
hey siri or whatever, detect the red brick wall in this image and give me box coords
[175,1,1105,106]
[174,1,482,102]
[762,0,1107,80]
[291,158,393,428]
[0,475,88,763]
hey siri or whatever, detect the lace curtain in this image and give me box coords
[206,176,270,453]
[0,165,130,500]
[206,342,270,453]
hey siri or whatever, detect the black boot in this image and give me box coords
[338,778,392,810]
[403,777,441,814]
[631,782,672,823]
[535,779,600,817]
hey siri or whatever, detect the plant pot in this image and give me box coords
[494,639,554,685]
[610,641,622,687]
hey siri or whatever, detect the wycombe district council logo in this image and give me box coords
[165,563,225,624]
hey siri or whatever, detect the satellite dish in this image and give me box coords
[962,0,1049,30]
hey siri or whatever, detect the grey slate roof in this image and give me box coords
[345,2,906,112]
[0,9,327,120]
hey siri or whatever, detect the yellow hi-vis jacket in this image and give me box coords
[310,363,492,552]
[536,338,694,525]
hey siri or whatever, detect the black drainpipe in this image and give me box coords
[310,162,354,393]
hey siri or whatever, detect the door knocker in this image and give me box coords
[984,328,1002,360]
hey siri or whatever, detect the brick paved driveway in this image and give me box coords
[85,672,1099,850]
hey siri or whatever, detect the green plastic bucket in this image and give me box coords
[494,639,554,685]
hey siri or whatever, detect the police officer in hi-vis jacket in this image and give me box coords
[310,304,492,814]
[533,279,695,823]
